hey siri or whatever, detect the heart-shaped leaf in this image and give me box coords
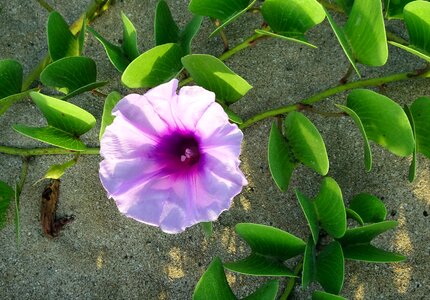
[259,0,325,47]
[326,0,387,75]
[349,193,387,223]
[13,92,96,151]
[297,177,346,244]
[0,59,22,99]
[312,291,347,300]
[224,223,305,276]
[99,91,122,140]
[188,0,256,37]
[0,181,15,229]
[316,241,344,294]
[285,112,329,176]
[345,89,415,158]
[268,122,296,192]
[389,1,430,62]
[40,56,107,100]
[179,15,203,54]
[181,54,252,104]
[337,221,405,262]
[193,257,236,300]
[47,11,80,60]
[122,43,183,88]
[242,280,279,300]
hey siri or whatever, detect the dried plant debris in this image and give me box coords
[41,179,74,237]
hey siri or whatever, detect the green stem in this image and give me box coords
[280,259,304,300]
[0,146,100,157]
[35,0,55,12]
[240,69,428,129]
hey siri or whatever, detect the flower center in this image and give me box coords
[155,131,201,172]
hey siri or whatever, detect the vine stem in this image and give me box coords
[239,69,429,130]
[0,146,100,157]
[280,259,304,300]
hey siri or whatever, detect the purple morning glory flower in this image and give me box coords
[99,79,247,233]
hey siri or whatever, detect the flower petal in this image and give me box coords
[143,79,180,129]
[175,85,216,129]
[113,93,168,138]
[100,114,158,160]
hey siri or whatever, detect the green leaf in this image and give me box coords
[345,208,364,226]
[312,291,347,300]
[326,0,388,75]
[254,29,317,48]
[224,253,295,277]
[13,92,96,151]
[29,92,96,136]
[349,193,387,223]
[243,280,279,300]
[13,125,87,151]
[338,221,398,245]
[0,90,33,117]
[193,257,236,300]
[296,177,346,243]
[315,177,347,239]
[181,54,252,104]
[0,180,15,229]
[342,244,406,262]
[410,97,430,159]
[296,190,320,244]
[260,0,325,46]
[388,1,430,62]
[43,157,78,179]
[268,122,296,192]
[336,104,372,171]
[344,0,387,66]
[404,104,417,182]
[223,105,243,124]
[285,112,329,176]
[155,1,203,54]
[234,223,306,260]
[40,56,107,99]
[200,221,213,238]
[47,11,80,60]
[14,182,21,245]
[333,0,355,14]
[121,12,140,60]
[346,89,415,157]
[224,223,305,276]
[87,27,131,72]
[188,0,256,37]
[384,0,416,19]
[302,237,317,289]
[316,241,344,294]
[179,15,203,54]
[99,91,122,140]
[324,9,359,76]
[122,43,183,88]
[0,59,22,99]
[155,0,180,46]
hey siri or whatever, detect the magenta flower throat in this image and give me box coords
[99,79,247,233]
